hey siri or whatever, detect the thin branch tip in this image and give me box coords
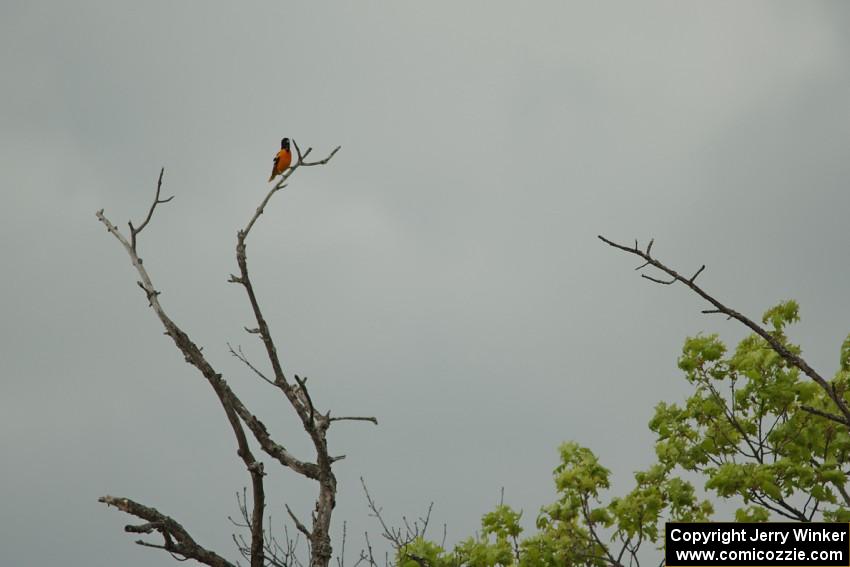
[641,273,676,285]
[690,264,706,283]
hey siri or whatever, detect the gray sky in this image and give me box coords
[2,2,850,565]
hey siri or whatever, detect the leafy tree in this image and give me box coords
[651,301,850,522]
[375,439,711,566]
[596,237,850,525]
[363,239,850,566]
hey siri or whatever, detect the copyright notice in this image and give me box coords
[665,522,850,566]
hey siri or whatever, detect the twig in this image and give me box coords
[286,504,312,539]
[294,374,316,423]
[129,167,173,252]
[328,416,379,425]
[228,343,275,387]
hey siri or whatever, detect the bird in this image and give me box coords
[268,138,293,182]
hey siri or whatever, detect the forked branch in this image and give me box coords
[99,495,235,567]
[128,167,173,252]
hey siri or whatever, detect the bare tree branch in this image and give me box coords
[98,207,329,491]
[598,235,850,427]
[100,495,236,567]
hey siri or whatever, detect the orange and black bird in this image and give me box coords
[268,137,293,182]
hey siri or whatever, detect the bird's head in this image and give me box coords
[281,138,291,150]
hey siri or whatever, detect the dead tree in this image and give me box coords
[599,235,850,429]
[96,141,377,567]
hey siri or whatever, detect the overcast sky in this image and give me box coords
[2,2,850,565]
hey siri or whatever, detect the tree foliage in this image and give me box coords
[651,301,850,523]
[382,301,850,566]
